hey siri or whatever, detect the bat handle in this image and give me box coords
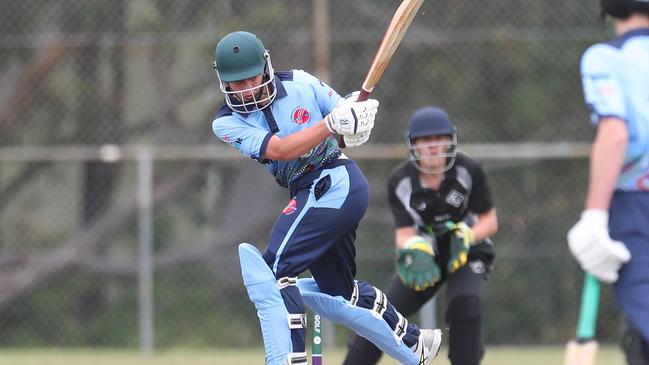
[576,274,600,340]
[337,88,373,148]
[336,135,347,148]
[356,88,372,102]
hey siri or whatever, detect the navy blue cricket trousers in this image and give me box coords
[262,158,368,299]
[609,192,649,345]
[261,158,422,352]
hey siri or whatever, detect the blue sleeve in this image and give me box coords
[212,115,273,161]
[580,44,626,125]
[294,70,342,116]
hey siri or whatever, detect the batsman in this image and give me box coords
[567,1,649,364]
[211,31,442,365]
[344,107,498,365]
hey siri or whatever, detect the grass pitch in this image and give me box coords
[0,346,624,365]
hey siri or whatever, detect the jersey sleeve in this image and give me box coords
[294,70,341,115]
[580,44,626,125]
[387,175,415,228]
[466,159,494,214]
[212,115,272,161]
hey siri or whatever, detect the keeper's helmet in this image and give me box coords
[600,0,649,19]
[213,31,276,112]
[406,106,458,174]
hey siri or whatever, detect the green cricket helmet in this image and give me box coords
[213,31,276,112]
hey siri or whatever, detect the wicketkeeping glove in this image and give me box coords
[447,222,475,273]
[567,209,631,283]
[396,236,441,291]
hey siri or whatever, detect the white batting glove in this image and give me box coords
[567,209,631,283]
[342,131,371,148]
[325,99,378,136]
[341,91,361,103]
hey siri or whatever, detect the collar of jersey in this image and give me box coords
[407,162,429,193]
[237,76,288,119]
[607,27,649,49]
[621,27,649,39]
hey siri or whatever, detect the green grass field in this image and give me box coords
[0,346,624,365]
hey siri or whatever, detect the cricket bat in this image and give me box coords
[338,0,424,148]
[563,273,600,365]
[355,0,424,102]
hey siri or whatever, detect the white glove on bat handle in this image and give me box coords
[325,99,378,136]
[342,131,371,148]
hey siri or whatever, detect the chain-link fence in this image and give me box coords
[0,0,623,351]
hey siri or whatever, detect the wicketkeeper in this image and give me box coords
[344,106,498,365]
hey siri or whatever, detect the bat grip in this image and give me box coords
[576,274,600,340]
[357,88,372,102]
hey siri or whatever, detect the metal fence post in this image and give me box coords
[137,147,154,353]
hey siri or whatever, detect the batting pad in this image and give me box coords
[297,278,419,365]
[238,243,292,365]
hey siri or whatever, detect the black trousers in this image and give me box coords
[343,258,490,365]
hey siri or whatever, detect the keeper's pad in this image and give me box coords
[238,243,306,365]
[447,295,484,365]
[297,278,419,365]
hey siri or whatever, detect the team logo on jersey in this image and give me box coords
[637,173,649,191]
[282,198,298,215]
[292,107,311,125]
[469,261,485,274]
[445,189,465,207]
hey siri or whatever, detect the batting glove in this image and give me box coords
[567,209,631,283]
[325,99,378,136]
[342,131,371,148]
[342,90,361,102]
[447,222,475,273]
[396,236,441,291]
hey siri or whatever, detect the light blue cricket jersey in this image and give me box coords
[212,70,343,188]
[580,28,649,191]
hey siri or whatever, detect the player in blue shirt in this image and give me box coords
[212,31,442,365]
[567,1,649,363]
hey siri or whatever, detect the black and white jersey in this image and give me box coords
[387,151,495,261]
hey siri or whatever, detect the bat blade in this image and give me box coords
[563,274,601,365]
[359,0,424,98]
